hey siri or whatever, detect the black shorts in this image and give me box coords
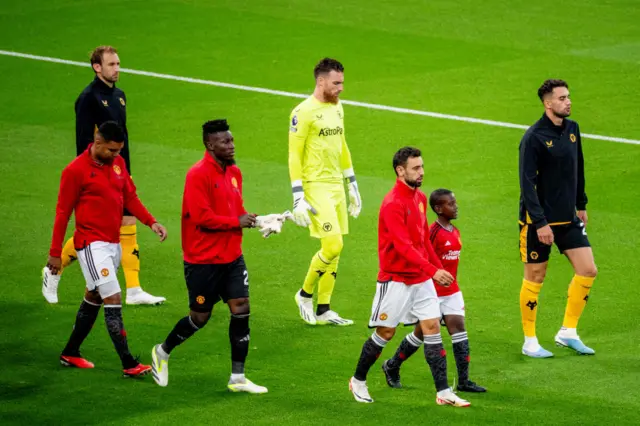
[184,255,249,312]
[519,218,590,263]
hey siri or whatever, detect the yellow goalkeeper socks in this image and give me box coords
[120,224,141,289]
[563,275,594,329]
[302,251,329,295]
[520,279,543,338]
[318,256,339,305]
[61,237,77,270]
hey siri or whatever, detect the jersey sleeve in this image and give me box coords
[75,92,97,156]
[519,132,547,228]
[288,107,311,184]
[380,201,439,278]
[575,125,588,210]
[49,166,82,257]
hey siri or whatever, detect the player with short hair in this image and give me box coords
[290,57,361,326]
[48,121,167,376]
[42,45,166,306]
[150,120,267,394]
[349,147,470,407]
[381,189,486,393]
[519,79,597,358]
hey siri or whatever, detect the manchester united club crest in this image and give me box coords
[113,165,122,175]
[379,313,388,321]
[419,202,425,213]
[101,268,109,277]
[196,296,205,304]
[231,177,238,188]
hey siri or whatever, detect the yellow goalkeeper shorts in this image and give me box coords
[304,182,348,239]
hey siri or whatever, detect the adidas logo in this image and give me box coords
[444,241,452,246]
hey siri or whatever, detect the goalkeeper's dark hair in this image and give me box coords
[429,188,454,212]
[538,79,568,101]
[97,121,125,143]
[202,119,230,142]
[314,58,344,79]
[392,146,421,176]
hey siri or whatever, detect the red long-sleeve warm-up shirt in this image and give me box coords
[378,180,443,285]
[49,146,156,257]
[181,153,247,264]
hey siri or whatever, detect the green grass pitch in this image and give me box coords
[1,1,639,424]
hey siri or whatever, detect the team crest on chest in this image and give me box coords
[231,177,238,188]
[119,97,126,106]
[113,165,121,175]
[570,133,576,143]
[419,202,425,213]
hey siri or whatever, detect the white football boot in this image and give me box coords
[42,266,60,304]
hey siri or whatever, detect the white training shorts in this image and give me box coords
[438,291,465,317]
[76,241,122,299]
[368,280,440,328]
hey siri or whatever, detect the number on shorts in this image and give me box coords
[243,270,249,286]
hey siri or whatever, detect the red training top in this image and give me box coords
[378,180,443,285]
[181,153,247,264]
[49,145,156,257]
[429,222,462,296]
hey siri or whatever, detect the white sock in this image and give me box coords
[230,373,246,383]
[524,336,541,351]
[558,327,578,338]
[127,286,142,296]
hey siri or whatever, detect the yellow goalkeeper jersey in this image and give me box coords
[288,95,353,185]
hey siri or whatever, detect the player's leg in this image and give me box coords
[350,281,406,403]
[121,215,166,306]
[42,237,77,303]
[222,256,267,394]
[382,324,422,388]
[316,189,350,320]
[519,223,553,358]
[411,280,469,407]
[555,227,597,354]
[60,287,102,369]
[152,262,216,387]
[440,293,485,392]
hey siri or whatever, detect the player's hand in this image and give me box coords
[537,225,554,246]
[292,191,317,227]
[433,269,454,286]
[577,210,588,227]
[347,181,362,218]
[239,213,257,228]
[47,256,62,275]
[151,223,168,242]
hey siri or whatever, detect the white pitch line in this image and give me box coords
[1,49,638,145]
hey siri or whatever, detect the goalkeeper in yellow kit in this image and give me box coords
[289,58,361,326]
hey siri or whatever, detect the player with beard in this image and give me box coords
[349,147,470,407]
[289,58,362,326]
[42,45,166,306]
[150,120,267,394]
[518,79,597,358]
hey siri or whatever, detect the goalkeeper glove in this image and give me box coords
[255,211,294,238]
[292,181,317,227]
[344,169,362,218]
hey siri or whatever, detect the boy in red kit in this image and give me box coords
[382,189,486,393]
[48,121,168,376]
[151,119,268,394]
[348,147,470,407]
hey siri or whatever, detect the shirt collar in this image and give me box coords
[394,179,419,198]
[540,112,566,133]
[93,76,115,92]
[203,151,225,173]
